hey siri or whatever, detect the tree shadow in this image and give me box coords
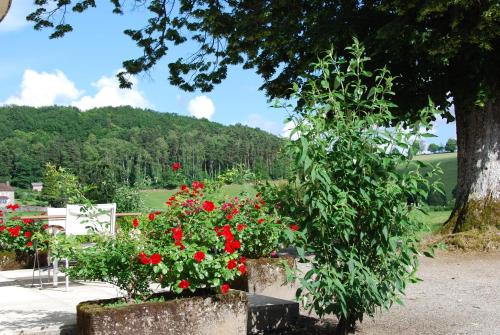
[0,309,76,334]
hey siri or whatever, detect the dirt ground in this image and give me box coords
[275,251,500,335]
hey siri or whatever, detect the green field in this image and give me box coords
[142,183,258,210]
[414,152,457,202]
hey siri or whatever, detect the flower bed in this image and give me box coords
[48,164,296,333]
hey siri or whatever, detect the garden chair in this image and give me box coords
[35,204,116,291]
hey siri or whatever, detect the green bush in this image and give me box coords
[283,40,441,334]
[113,186,144,212]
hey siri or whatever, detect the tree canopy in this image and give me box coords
[28,1,499,117]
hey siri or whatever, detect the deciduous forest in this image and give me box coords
[0,106,287,189]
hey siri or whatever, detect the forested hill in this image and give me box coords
[0,106,287,189]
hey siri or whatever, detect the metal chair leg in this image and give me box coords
[65,258,69,291]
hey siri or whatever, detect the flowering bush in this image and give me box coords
[53,165,293,301]
[0,206,49,252]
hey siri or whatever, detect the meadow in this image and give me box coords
[142,151,458,231]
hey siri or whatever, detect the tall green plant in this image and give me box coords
[285,40,440,334]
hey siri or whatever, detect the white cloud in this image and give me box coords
[187,95,215,120]
[72,73,150,111]
[2,69,81,106]
[281,120,299,140]
[245,113,280,134]
[0,1,33,32]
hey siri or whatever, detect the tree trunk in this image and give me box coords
[444,96,500,233]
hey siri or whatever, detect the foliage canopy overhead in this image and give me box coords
[29,1,499,120]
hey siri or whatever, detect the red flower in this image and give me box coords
[230,240,241,250]
[227,259,238,270]
[172,162,181,171]
[224,242,235,254]
[239,256,246,264]
[222,225,234,242]
[22,219,33,224]
[290,224,299,231]
[202,200,215,212]
[181,184,189,192]
[178,279,190,290]
[133,218,139,227]
[175,241,185,250]
[26,241,33,247]
[0,226,4,232]
[226,214,233,220]
[172,227,183,242]
[150,253,162,265]
[149,213,155,221]
[231,208,239,215]
[238,264,247,275]
[221,283,230,294]
[194,251,205,263]
[42,224,49,230]
[237,223,247,232]
[139,251,150,265]
[6,203,20,212]
[258,218,264,224]
[192,181,204,190]
[254,204,261,210]
[24,231,31,238]
[8,226,21,237]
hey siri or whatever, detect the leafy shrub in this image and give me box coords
[283,40,440,333]
[113,185,144,212]
[52,168,293,301]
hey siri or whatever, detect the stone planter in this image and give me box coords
[234,257,297,301]
[77,290,248,335]
[0,250,48,270]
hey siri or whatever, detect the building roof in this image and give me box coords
[0,183,15,191]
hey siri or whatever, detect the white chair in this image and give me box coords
[51,204,116,290]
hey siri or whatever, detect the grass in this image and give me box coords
[413,152,457,202]
[141,183,258,210]
[413,209,451,233]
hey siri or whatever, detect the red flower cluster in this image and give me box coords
[22,219,34,225]
[172,162,182,171]
[133,218,139,227]
[237,223,247,232]
[148,213,155,221]
[290,224,299,231]
[6,203,20,212]
[139,251,162,265]
[8,225,21,237]
[172,227,185,249]
[166,195,176,206]
[214,225,241,254]
[191,181,204,191]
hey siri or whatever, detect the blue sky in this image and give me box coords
[0,1,455,146]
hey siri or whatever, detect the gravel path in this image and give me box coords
[283,252,500,335]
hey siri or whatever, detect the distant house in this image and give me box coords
[31,182,43,192]
[0,182,15,207]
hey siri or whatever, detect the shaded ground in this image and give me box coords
[274,252,500,335]
[0,252,498,335]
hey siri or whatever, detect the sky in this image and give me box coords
[0,1,456,145]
